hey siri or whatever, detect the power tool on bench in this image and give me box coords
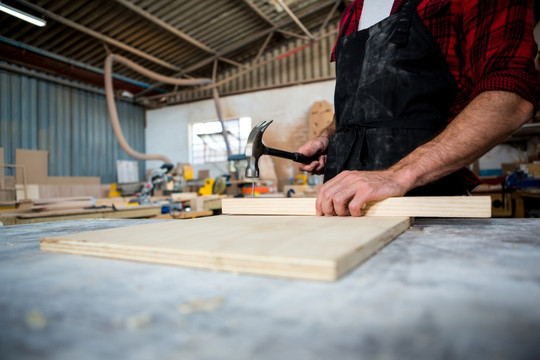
[136,163,174,204]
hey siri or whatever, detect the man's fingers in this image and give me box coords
[315,155,327,173]
[348,196,366,217]
[297,138,329,175]
[298,142,321,157]
[299,154,327,174]
[318,189,333,215]
[298,160,318,173]
[321,197,337,216]
[317,175,346,216]
[332,190,352,216]
[316,183,330,215]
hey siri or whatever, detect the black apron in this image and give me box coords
[324,0,468,196]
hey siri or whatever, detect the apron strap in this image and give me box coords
[391,0,422,46]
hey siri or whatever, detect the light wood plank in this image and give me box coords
[1,205,161,225]
[41,215,412,281]
[221,196,491,218]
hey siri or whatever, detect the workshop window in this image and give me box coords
[191,117,252,164]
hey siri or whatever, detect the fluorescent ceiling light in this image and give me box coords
[0,2,46,27]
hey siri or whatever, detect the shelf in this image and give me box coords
[503,122,540,143]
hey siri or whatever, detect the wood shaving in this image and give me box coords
[178,297,224,314]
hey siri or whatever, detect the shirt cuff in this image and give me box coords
[470,69,540,113]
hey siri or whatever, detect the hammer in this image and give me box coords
[245,120,318,178]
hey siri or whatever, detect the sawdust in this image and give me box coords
[125,312,152,329]
[25,309,47,330]
[178,296,224,314]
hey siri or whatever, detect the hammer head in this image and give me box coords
[245,120,272,178]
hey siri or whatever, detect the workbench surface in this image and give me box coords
[1,218,539,359]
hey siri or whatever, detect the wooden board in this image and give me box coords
[38,184,102,199]
[31,200,94,212]
[15,184,40,200]
[151,210,214,219]
[40,215,412,281]
[222,196,491,218]
[33,197,94,205]
[46,176,101,185]
[15,149,48,184]
[0,205,161,226]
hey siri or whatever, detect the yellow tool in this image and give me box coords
[108,183,122,197]
[198,176,227,196]
[295,174,308,185]
[198,178,215,196]
[183,164,194,181]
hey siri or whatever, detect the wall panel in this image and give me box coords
[0,62,146,183]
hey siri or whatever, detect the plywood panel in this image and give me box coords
[41,215,412,281]
[221,196,491,218]
[38,184,102,198]
[15,149,48,184]
[47,176,100,185]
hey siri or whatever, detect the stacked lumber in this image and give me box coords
[31,197,94,212]
[11,149,104,201]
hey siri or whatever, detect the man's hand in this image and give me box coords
[297,136,329,174]
[316,170,408,216]
[298,118,336,174]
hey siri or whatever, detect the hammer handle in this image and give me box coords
[266,147,318,164]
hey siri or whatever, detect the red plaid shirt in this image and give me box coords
[331,0,540,117]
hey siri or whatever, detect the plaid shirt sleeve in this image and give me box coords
[457,0,539,112]
[330,0,540,113]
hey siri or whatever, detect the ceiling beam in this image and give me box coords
[254,32,273,63]
[276,0,315,40]
[114,0,217,55]
[277,29,309,41]
[219,57,249,69]
[143,27,339,104]
[13,0,182,71]
[115,0,247,75]
[212,59,218,83]
[318,0,342,35]
[241,0,276,26]
[135,0,337,97]
[319,0,342,35]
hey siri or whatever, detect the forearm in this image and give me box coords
[319,116,336,139]
[389,91,534,191]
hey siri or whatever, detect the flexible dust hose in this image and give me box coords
[104,53,232,164]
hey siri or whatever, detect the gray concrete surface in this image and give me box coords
[1,218,539,360]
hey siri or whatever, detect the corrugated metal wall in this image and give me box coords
[162,23,338,105]
[0,62,146,183]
